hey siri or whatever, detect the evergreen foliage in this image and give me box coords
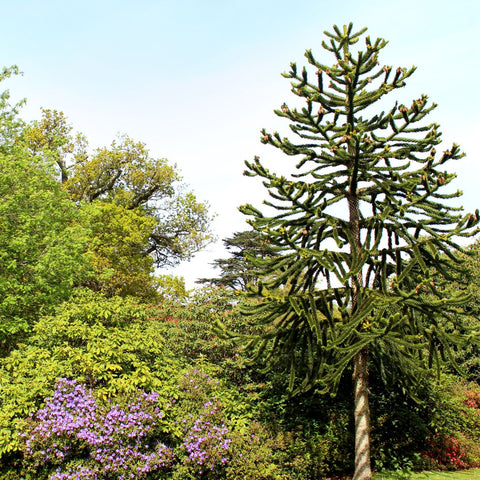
[197,230,275,290]
[237,23,479,479]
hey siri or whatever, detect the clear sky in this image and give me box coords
[1,0,479,288]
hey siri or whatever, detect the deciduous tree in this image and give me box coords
[0,150,89,353]
[23,110,213,295]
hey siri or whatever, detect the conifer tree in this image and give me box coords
[238,24,479,480]
[197,230,275,290]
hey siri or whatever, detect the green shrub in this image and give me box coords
[0,291,180,461]
[423,376,480,469]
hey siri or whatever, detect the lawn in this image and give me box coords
[372,469,480,479]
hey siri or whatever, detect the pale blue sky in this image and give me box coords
[1,0,479,287]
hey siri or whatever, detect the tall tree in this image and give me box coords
[238,24,479,479]
[23,110,213,295]
[64,134,213,269]
[0,75,89,353]
[197,230,275,290]
[0,149,89,353]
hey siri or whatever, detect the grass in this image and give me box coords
[372,469,480,479]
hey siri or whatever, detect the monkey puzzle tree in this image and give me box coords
[238,24,479,479]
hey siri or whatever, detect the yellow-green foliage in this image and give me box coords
[22,109,214,297]
[156,275,189,301]
[0,291,179,457]
[63,134,213,269]
[82,202,158,299]
[64,135,178,206]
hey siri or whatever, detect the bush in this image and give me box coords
[19,371,284,480]
[0,291,180,460]
[20,379,174,479]
[421,376,480,469]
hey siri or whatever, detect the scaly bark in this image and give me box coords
[349,191,372,480]
[353,348,372,480]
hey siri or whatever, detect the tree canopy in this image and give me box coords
[17,108,213,299]
[24,110,214,270]
[0,149,89,352]
[0,75,214,349]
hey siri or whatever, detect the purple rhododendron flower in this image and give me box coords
[22,371,234,479]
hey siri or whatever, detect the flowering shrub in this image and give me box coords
[423,434,468,470]
[168,369,233,478]
[178,398,231,477]
[20,372,246,479]
[21,379,174,479]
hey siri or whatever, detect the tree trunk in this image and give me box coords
[348,190,372,480]
[353,348,372,480]
[57,158,69,183]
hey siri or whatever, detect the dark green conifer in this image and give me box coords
[237,24,479,480]
[197,230,275,290]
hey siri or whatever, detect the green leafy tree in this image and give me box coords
[23,110,214,295]
[197,230,275,290]
[238,24,479,480]
[0,69,90,354]
[0,150,89,353]
[23,108,87,183]
[0,66,25,152]
[25,110,213,267]
[66,135,213,295]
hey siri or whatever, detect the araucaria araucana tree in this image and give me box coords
[238,24,479,480]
